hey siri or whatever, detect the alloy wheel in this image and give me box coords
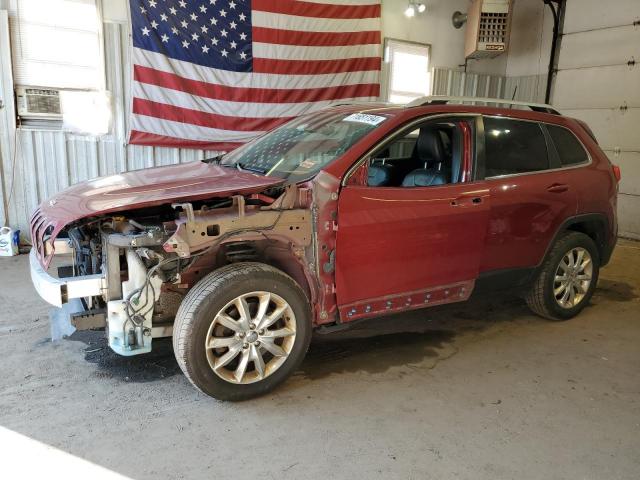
[553,247,593,309]
[205,291,297,384]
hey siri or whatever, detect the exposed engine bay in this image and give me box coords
[53,184,316,356]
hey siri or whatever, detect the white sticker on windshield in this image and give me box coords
[342,113,387,126]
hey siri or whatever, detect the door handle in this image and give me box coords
[451,196,483,206]
[547,183,569,193]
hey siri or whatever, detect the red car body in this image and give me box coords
[31,102,618,328]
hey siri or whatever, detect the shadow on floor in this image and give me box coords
[60,278,636,385]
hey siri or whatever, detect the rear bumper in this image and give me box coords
[29,248,105,307]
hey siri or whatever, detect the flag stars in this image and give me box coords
[238,12,246,21]
[219,9,227,17]
[200,5,208,13]
[230,20,237,29]
[239,32,247,40]
[161,33,169,43]
[221,48,228,57]
[179,0,187,8]
[140,6,146,14]
[210,0,217,4]
[229,1,236,9]
[171,26,179,35]
[210,17,218,25]
[190,13,198,21]
[169,6,177,15]
[182,40,190,48]
[141,26,150,36]
[191,32,200,41]
[211,37,219,45]
[230,40,237,49]
[181,19,188,28]
[202,45,210,53]
[150,20,159,29]
[148,0,157,7]
[220,28,228,37]
[239,51,247,60]
[160,13,168,21]
[201,25,209,33]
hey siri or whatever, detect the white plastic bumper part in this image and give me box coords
[29,249,105,307]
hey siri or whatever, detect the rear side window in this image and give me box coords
[484,117,549,177]
[547,125,589,166]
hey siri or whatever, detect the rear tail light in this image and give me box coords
[612,164,621,182]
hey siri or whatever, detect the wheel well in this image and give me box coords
[218,240,313,301]
[565,218,607,260]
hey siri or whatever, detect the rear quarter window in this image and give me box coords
[547,125,589,166]
[483,117,549,177]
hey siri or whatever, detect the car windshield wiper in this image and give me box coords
[236,162,268,175]
[202,153,226,165]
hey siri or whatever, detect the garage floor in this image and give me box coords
[1,240,639,479]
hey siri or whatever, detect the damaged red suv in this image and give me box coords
[30,97,619,400]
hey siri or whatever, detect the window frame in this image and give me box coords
[479,115,593,181]
[383,38,432,104]
[342,113,481,187]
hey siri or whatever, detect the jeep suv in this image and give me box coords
[29,97,619,400]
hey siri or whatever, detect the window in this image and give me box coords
[8,0,104,90]
[385,39,430,104]
[366,119,466,187]
[547,125,589,166]
[483,117,549,177]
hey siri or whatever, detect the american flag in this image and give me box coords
[128,0,381,150]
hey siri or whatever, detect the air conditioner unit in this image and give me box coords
[15,86,62,120]
[464,0,512,59]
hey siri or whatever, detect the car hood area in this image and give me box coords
[31,162,284,266]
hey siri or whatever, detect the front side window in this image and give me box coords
[547,125,589,166]
[366,118,467,187]
[221,110,389,182]
[484,117,549,178]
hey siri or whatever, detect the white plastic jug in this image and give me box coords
[0,227,20,257]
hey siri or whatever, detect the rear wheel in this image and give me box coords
[173,263,312,401]
[526,232,600,320]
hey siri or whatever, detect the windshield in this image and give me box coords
[220,110,389,181]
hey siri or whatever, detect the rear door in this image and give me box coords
[477,116,579,275]
[335,116,490,321]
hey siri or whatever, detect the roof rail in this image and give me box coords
[407,96,560,115]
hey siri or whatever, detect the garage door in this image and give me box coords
[552,0,640,238]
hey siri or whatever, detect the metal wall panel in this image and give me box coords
[562,0,639,34]
[431,67,505,98]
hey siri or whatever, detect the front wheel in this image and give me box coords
[173,263,312,401]
[526,231,600,320]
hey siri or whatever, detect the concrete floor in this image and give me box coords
[0,240,639,479]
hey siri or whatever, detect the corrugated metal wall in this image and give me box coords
[0,22,221,241]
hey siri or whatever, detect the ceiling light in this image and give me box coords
[404,5,415,17]
[417,3,426,13]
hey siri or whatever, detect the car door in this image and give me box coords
[334,116,490,322]
[477,116,579,278]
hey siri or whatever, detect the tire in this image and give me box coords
[173,262,312,401]
[526,231,600,321]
